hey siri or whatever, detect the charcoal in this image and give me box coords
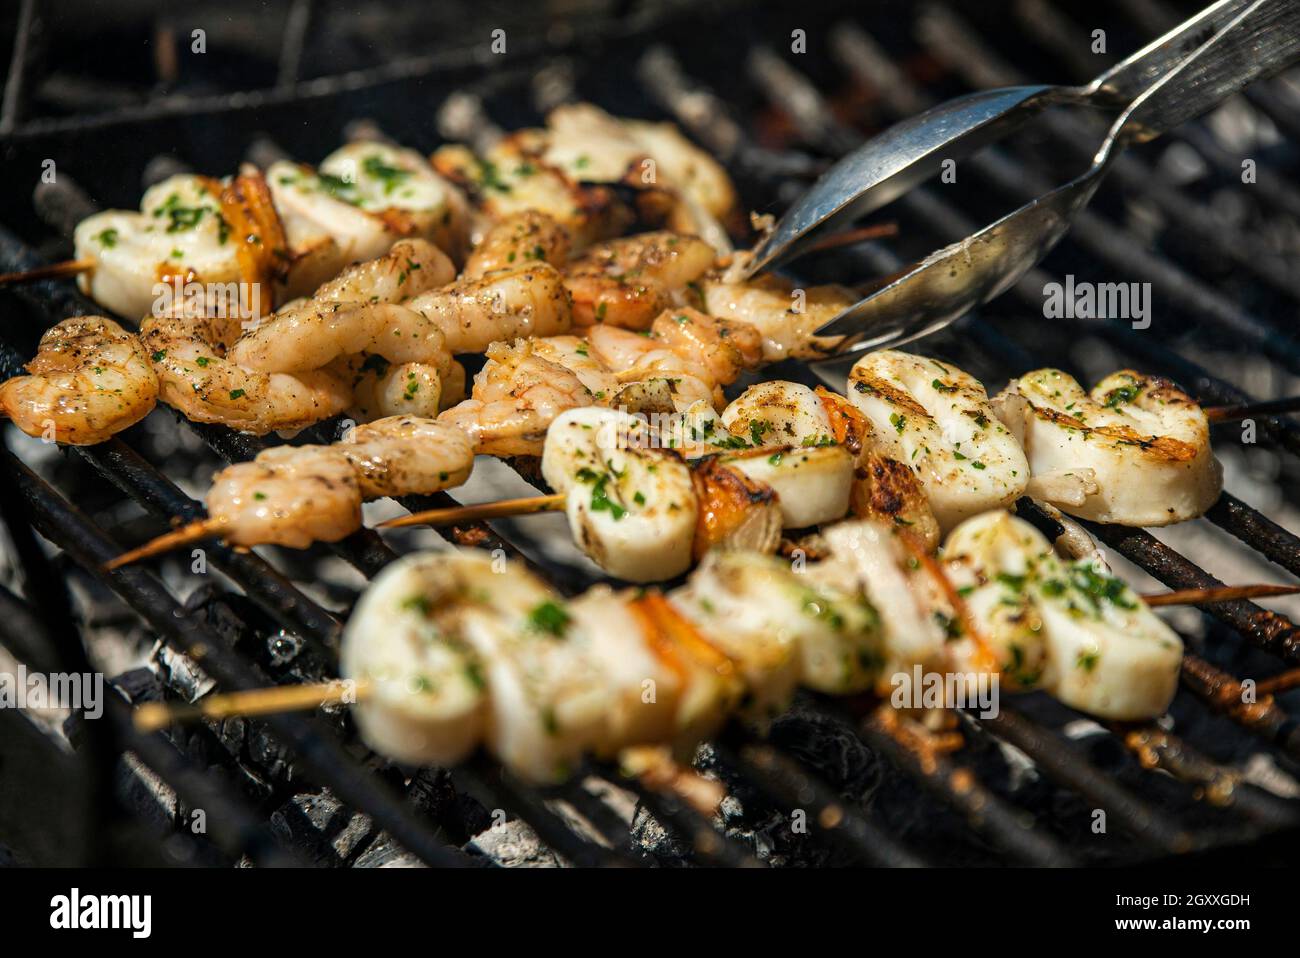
[465,818,564,868]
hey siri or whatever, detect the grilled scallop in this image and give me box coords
[717,445,854,529]
[268,141,469,281]
[75,175,244,321]
[341,551,490,767]
[991,368,1222,526]
[543,407,699,581]
[459,596,612,784]
[564,586,683,750]
[714,381,857,528]
[943,511,1183,720]
[688,456,783,558]
[814,520,949,685]
[673,552,803,723]
[431,139,631,251]
[721,380,836,447]
[847,350,1030,532]
[679,550,885,703]
[318,141,471,262]
[627,590,745,748]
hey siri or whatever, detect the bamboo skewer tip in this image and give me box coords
[0,257,96,286]
[104,517,224,571]
[377,492,567,530]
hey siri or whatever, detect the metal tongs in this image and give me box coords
[749,0,1300,356]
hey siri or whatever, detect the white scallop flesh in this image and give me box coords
[846,350,1029,532]
[991,368,1222,526]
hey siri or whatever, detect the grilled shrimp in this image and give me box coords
[584,323,718,409]
[207,445,361,548]
[341,552,489,767]
[347,359,444,421]
[311,237,455,305]
[992,369,1222,526]
[529,335,620,400]
[698,273,852,362]
[462,211,571,280]
[438,339,594,456]
[847,351,1030,532]
[564,232,716,328]
[338,416,474,500]
[141,313,351,434]
[943,511,1182,719]
[74,175,243,321]
[405,262,573,354]
[228,301,449,377]
[0,316,158,445]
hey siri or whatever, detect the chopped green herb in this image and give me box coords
[528,600,571,637]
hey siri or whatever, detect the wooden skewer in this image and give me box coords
[807,222,898,254]
[133,679,370,732]
[377,493,566,530]
[1256,668,1300,696]
[1139,583,1300,607]
[0,257,96,286]
[1204,395,1300,423]
[103,517,225,571]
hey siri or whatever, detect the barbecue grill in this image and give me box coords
[3,0,1300,869]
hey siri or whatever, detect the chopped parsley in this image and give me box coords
[362,154,412,195]
[528,600,571,637]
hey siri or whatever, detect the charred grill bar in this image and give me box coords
[1,0,1299,866]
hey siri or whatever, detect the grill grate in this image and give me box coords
[2,0,1300,867]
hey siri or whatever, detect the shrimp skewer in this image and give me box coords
[104,416,474,568]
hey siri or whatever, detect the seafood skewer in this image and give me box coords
[101,343,1233,576]
[104,415,474,567]
[3,104,738,315]
[130,508,1272,783]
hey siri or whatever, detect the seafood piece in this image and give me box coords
[140,313,351,434]
[0,316,158,445]
[406,262,573,354]
[847,350,1030,532]
[207,445,361,549]
[992,369,1222,526]
[564,232,715,328]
